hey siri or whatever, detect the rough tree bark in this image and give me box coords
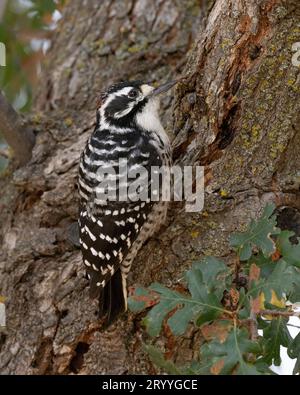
[0,0,299,374]
[0,92,35,166]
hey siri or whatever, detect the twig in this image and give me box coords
[249,311,258,341]
[259,309,300,317]
[0,91,35,167]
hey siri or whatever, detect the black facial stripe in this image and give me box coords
[104,97,148,128]
[105,96,132,118]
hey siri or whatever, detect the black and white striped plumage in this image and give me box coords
[78,80,174,326]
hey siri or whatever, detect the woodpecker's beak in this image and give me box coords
[149,79,179,97]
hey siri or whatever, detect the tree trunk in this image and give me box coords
[0,0,299,374]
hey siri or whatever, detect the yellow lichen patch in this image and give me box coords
[64,117,73,127]
[128,42,148,54]
[287,78,295,86]
[270,142,286,159]
[220,38,233,50]
[219,189,228,198]
[32,112,42,124]
[190,230,199,238]
[251,124,261,140]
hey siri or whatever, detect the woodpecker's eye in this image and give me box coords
[128,89,139,99]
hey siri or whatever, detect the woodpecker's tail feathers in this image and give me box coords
[98,269,127,328]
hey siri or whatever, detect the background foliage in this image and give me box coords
[0,0,63,110]
[0,0,63,171]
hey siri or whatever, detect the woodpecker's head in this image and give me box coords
[97,80,178,129]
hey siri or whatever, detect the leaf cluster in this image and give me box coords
[129,204,300,375]
[0,0,63,110]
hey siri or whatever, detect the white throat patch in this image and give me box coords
[135,98,169,147]
[135,98,163,133]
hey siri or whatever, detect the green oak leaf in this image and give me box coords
[287,332,300,375]
[190,257,229,299]
[142,344,183,374]
[131,258,230,337]
[198,326,265,375]
[248,259,300,302]
[127,287,154,312]
[230,204,280,260]
[261,317,293,366]
[289,281,300,303]
[251,251,276,278]
[277,230,300,268]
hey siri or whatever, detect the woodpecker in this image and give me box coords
[78,79,177,326]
